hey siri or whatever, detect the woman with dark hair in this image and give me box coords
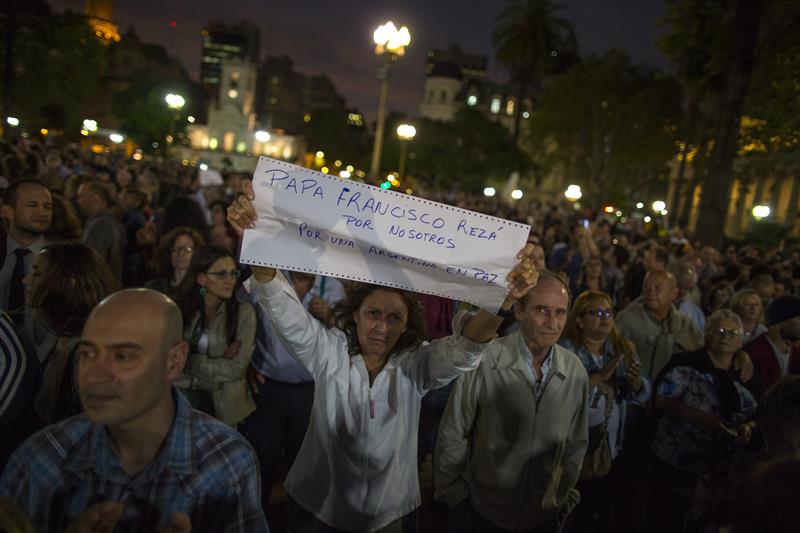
[228,182,539,533]
[704,281,736,316]
[144,227,204,296]
[572,256,620,306]
[43,193,82,242]
[173,244,256,427]
[23,242,118,424]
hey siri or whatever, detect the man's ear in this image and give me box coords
[166,340,189,379]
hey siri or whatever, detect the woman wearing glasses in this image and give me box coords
[174,244,256,427]
[559,290,651,533]
[144,226,205,297]
[647,310,758,531]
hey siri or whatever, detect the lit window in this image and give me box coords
[506,99,515,116]
[228,89,238,99]
[231,71,240,81]
[209,137,218,150]
[490,97,501,114]
[467,94,478,106]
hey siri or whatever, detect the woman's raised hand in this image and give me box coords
[227,180,258,235]
[227,181,276,283]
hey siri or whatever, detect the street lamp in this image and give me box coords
[752,205,771,220]
[564,184,582,202]
[165,93,185,147]
[652,200,666,213]
[368,21,411,180]
[396,123,416,182]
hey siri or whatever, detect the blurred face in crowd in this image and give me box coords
[78,291,187,429]
[712,285,734,311]
[170,235,195,272]
[5,182,53,237]
[531,244,546,272]
[643,271,678,317]
[705,318,743,358]
[210,204,227,227]
[584,257,603,279]
[516,277,569,355]
[77,184,101,217]
[577,295,615,344]
[779,317,800,345]
[197,256,237,301]
[739,293,763,323]
[642,246,663,271]
[22,253,47,304]
[353,289,408,360]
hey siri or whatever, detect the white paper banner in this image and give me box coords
[240,157,531,313]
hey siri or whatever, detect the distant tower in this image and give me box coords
[85,0,121,44]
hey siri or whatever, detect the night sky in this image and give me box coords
[51,0,668,121]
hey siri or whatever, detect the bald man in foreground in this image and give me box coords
[0,289,269,532]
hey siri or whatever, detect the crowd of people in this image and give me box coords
[1,138,800,533]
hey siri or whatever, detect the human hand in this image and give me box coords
[136,219,158,246]
[64,501,124,533]
[596,354,624,382]
[626,357,643,392]
[247,364,267,394]
[309,297,334,326]
[163,512,192,533]
[501,244,540,311]
[227,181,275,283]
[223,340,241,360]
[732,350,754,383]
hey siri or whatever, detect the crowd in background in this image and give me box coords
[1,137,799,533]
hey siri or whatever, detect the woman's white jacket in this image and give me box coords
[245,272,488,532]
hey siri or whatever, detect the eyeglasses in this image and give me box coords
[714,327,741,337]
[206,269,240,280]
[171,246,193,255]
[582,309,614,319]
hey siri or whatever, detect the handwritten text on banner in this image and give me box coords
[240,157,531,313]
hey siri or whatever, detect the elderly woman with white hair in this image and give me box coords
[647,309,758,531]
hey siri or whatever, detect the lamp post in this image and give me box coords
[396,123,416,182]
[368,21,411,180]
[752,205,770,221]
[165,93,185,147]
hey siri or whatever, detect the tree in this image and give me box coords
[1,4,107,134]
[529,51,680,208]
[492,0,577,144]
[111,70,198,153]
[411,107,532,193]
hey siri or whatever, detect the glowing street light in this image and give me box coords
[255,130,270,143]
[165,93,185,147]
[6,117,19,127]
[368,21,411,180]
[636,202,644,209]
[652,200,666,213]
[644,216,652,223]
[752,205,771,220]
[82,119,98,132]
[483,187,496,197]
[109,133,124,144]
[165,93,185,110]
[511,189,524,200]
[396,123,416,182]
[564,184,582,202]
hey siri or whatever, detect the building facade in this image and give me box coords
[200,22,260,98]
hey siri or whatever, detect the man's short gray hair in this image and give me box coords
[705,309,744,337]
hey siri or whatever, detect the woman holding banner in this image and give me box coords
[228,181,538,533]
